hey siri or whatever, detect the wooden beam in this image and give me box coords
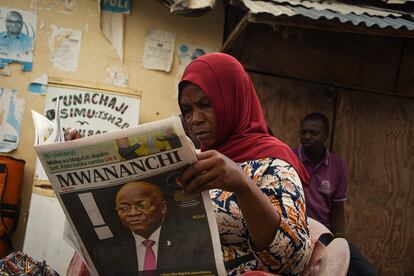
[221,12,251,53]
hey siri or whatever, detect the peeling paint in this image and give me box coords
[64,0,77,10]
[88,9,97,17]
[104,65,128,87]
[29,0,78,13]
[57,10,72,15]
[85,8,97,32]
[48,25,82,72]
[0,65,11,77]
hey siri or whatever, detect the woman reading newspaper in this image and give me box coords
[177,53,311,275]
[65,53,311,275]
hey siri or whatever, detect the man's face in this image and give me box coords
[5,12,23,35]
[300,119,328,152]
[179,84,217,149]
[116,138,131,149]
[116,182,167,238]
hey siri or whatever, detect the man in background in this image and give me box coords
[293,112,377,276]
[0,11,33,58]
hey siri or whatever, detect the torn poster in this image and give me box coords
[143,29,176,72]
[0,7,36,71]
[28,73,48,95]
[48,25,82,72]
[174,44,214,96]
[101,0,131,14]
[105,65,128,87]
[177,44,213,68]
[100,11,124,62]
[0,88,25,152]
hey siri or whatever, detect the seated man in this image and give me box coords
[293,112,377,276]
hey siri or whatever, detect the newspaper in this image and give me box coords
[32,110,226,276]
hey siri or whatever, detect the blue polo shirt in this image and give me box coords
[293,145,348,229]
[0,32,33,58]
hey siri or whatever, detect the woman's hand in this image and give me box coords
[64,128,82,141]
[181,150,281,251]
[179,150,252,194]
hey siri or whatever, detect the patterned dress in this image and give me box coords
[210,158,311,276]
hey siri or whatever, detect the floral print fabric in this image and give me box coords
[210,158,311,276]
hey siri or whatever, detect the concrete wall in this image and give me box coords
[0,0,224,272]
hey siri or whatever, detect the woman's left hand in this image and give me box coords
[64,128,82,141]
[179,150,252,193]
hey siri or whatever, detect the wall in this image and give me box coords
[334,89,414,275]
[226,21,414,97]
[250,73,335,147]
[0,0,224,264]
[252,71,414,275]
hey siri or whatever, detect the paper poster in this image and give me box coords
[100,0,131,14]
[0,88,25,152]
[174,44,214,96]
[143,29,176,72]
[100,11,124,61]
[34,85,140,184]
[28,73,48,94]
[48,25,82,72]
[105,65,128,87]
[0,7,36,71]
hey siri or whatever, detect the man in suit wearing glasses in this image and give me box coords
[93,180,215,276]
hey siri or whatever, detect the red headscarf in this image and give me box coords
[179,53,309,185]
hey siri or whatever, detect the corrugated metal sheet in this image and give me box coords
[270,0,404,17]
[384,0,414,4]
[242,0,414,31]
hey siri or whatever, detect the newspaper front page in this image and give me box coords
[33,116,226,276]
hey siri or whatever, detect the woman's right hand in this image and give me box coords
[179,150,252,194]
[180,150,281,251]
[64,128,82,141]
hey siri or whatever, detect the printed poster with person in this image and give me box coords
[0,6,36,71]
[32,114,226,276]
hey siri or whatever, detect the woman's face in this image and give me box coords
[179,84,217,149]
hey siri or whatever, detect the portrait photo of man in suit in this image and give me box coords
[93,180,215,276]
